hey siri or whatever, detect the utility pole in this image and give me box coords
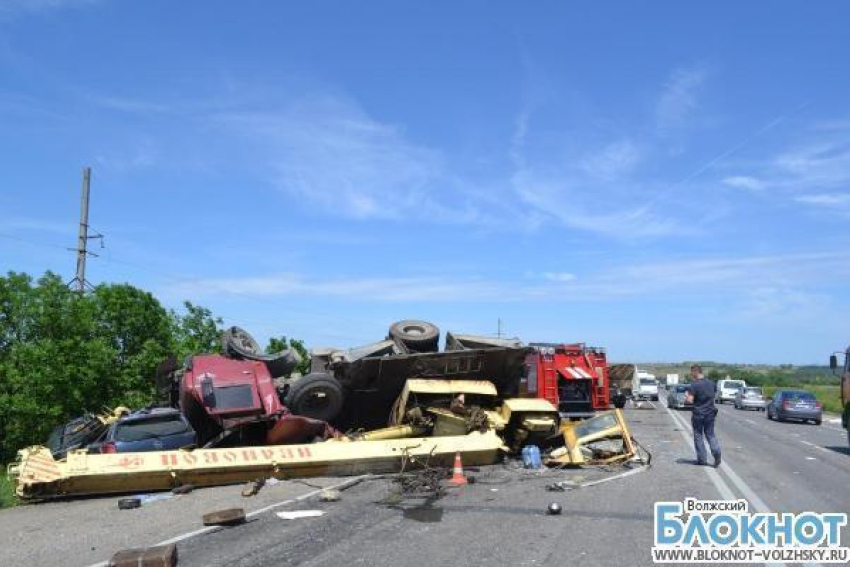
[497,318,502,338]
[68,167,103,292]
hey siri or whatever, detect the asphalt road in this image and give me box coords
[1,400,848,566]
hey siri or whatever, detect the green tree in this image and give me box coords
[0,272,180,462]
[169,301,223,360]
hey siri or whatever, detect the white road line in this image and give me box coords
[83,475,368,567]
[663,403,795,567]
[662,401,736,500]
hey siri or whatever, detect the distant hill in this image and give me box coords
[622,363,837,387]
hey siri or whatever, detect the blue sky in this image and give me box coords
[1,1,849,364]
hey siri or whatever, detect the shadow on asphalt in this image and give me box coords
[825,446,850,456]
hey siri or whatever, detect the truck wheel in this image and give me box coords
[222,326,263,357]
[223,326,301,377]
[388,320,440,352]
[285,373,344,422]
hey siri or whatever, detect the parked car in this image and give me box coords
[715,379,746,404]
[88,408,197,453]
[766,390,822,425]
[667,384,692,410]
[734,387,766,411]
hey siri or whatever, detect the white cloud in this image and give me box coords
[542,272,577,283]
[218,95,484,225]
[738,287,830,320]
[722,176,765,191]
[165,251,850,304]
[167,273,507,303]
[794,192,850,206]
[579,139,642,181]
[0,0,97,19]
[723,135,850,216]
[656,67,706,134]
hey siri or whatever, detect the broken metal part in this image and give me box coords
[546,409,636,466]
[108,543,177,567]
[203,508,246,526]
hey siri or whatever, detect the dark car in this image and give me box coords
[667,384,692,410]
[47,413,111,459]
[766,389,822,425]
[89,408,197,453]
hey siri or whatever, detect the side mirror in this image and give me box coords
[829,354,838,370]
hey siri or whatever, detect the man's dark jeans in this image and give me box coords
[692,411,721,465]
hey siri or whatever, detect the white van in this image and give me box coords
[634,371,659,401]
[716,379,746,404]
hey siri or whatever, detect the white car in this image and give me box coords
[716,379,746,404]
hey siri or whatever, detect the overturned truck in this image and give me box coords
[301,320,532,430]
[153,321,531,447]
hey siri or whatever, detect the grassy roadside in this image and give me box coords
[761,385,843,414]
[0,471,18,509]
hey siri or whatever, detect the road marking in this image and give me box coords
[83,475,368,567]
[665,401,823,567]
[661,400,735,500]
[806,457,817,460]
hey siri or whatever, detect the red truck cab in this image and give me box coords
[521,343,610,417]
[180,354,334,447]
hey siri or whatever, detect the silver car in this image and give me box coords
[766,389,823,425]
[733,387,766,411]
[667,384,692,410]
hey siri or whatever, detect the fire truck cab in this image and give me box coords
[521,343,610,418]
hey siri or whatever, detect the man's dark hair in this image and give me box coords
[691,364,702,373]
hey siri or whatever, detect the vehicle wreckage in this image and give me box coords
[9,378,637,500]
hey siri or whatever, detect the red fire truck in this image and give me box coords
[520,343,611,417]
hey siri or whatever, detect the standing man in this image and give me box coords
[685,364,722,467]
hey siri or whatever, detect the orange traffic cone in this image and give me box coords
[450,451,467,486]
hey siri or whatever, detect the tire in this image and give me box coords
[813,419,821,426]
[222,326,263,357]
[284,373,344,422]
[118,498,141,510]
[388,320,440,352]
[766,408,773,420]
[222,326,301,377]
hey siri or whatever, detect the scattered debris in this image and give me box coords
[546,461,650,492]
[117,497,141,510]
[108,543,177,567]
[545,410,636,466]
[318,488,341,502]
[276,510,325,520]
[137,492,174,506]
[202,508,246,526]
[547,502,562,515]
[241,478,266,497]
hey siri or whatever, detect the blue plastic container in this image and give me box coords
[522,445,542,469]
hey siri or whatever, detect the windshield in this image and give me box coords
[640,378,657,386]
[724,381,744,390]
[743,387,762,395]
[675,385,690,393]
[114,415,190,442]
